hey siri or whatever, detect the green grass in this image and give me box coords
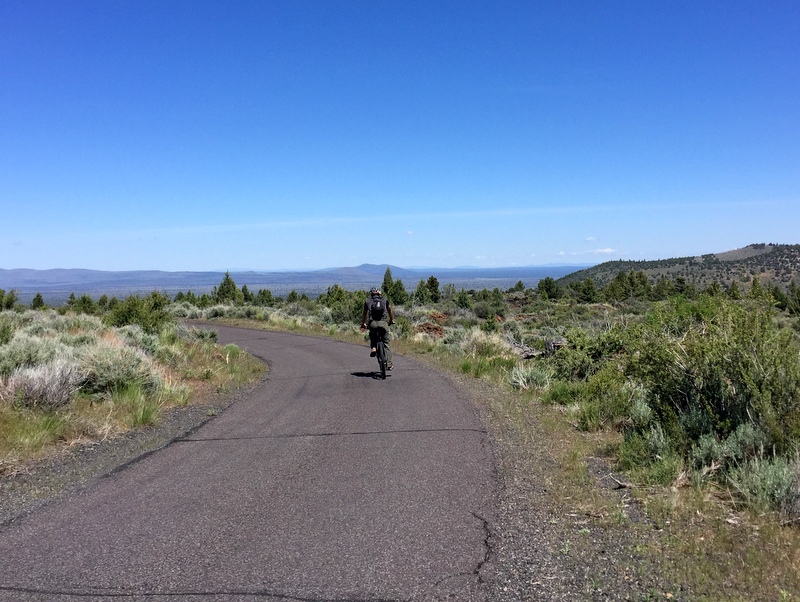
[110,383,161,428]
[0,407,67,465]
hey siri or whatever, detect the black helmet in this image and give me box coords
[370,287,381,296]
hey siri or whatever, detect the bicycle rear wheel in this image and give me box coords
[376,340,386,379]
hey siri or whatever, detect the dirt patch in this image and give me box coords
[427,311,448,325]
[416,322,445,338]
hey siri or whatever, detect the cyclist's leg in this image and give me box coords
[368,324,378,355]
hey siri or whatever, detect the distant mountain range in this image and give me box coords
[0,264,587,305]
[557,244,800,290]
[10,244,796,306]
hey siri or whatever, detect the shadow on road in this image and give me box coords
[350,371,391,379]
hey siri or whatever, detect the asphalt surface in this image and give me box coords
[0,327,496,601]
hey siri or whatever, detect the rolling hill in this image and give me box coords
[557,244,800,290]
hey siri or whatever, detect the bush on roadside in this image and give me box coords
[0,334,73,378]
[78,343,162,396]
[0,357,84,410]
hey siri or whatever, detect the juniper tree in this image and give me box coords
[255,289,274,306]
[390,279,409,305]
[30,292,45,310]
[213,272,239,304]
[413,279,431,304]
[426,276,441,303]
[382,268,394,297]
[537,277,562,300]
[3,289,19,310]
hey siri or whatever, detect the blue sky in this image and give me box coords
[1,1,798,271]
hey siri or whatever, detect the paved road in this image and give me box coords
[0,327,496,601]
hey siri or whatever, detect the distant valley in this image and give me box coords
[6,244,799,306]
[0,264,586,305]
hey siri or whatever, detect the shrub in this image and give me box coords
[117,324,161,355]
[578,362,630,428]
[0,334,72,377]
[78,343,161,395]
[223,343,241,362]
[391,315,412,338]
[0,314,17,345]
[1,357,84,409]
[54,314,106,334]
[192,327,218,342]
[728,452,798,515]
[628,385,653,430]
[783,465,800,523]
[550,346,594,381]
[443,327,467,347]
[616,431,649,470]
[58,332,100,347]
[169,302,202,320]
[575,401,602,431]
[627,297,800,457]
[645,453,683,486]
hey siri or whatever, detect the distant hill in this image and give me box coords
[557,244,800,290]
[0,263,587,305]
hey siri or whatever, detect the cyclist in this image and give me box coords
[360,287,394,370]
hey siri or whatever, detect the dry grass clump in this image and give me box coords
[457,327,518,359]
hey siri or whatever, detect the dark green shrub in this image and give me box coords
[578,362,630,429]
[103,293,173,335]
[627,296,800,460]
[616,431,650,470]
[551,347,594,380]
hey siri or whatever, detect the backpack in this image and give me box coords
[370,296,385,321]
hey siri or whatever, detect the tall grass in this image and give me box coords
[110,383,162,427]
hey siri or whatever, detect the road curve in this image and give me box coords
[0,326,496,601]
